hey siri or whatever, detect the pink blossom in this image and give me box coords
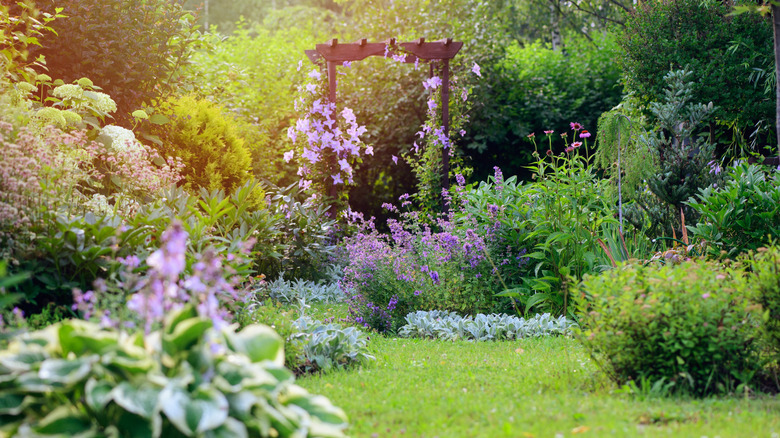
[284,150,294,163]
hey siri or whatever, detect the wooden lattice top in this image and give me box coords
[305,38,463,64]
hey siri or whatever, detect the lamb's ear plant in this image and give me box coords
[0,304,349,438]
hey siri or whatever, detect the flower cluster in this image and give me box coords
[341,194,515,331]
[287,66,370,204]
[74,221,249,333]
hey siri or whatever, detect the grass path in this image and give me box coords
[300,335,780,438]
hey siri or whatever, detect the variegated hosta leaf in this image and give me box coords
[224,325,284,366]
[111,381,163,419]
[159,384,228,435]
[38,356,98,385]
[0,392,32,416]
[32,406,94,436]
[85,378,114,412]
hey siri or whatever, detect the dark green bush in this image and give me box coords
[619,0,773,148]
[750,246,780,357]
[577,261,762,396]
[466,34,623,180]
[687,164,780,258]
[28,0,204,126]
[152,95,254,195]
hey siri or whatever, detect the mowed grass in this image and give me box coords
[300,330,780,438]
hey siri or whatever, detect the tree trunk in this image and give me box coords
[774,3,780,159]
[550,1,563,52]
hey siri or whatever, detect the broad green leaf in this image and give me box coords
[224,325,284,365]
[282,386,347,426]
[149,114,170,125]
[0,392,30,416]
[159,385,228,435]
[58,320,110,356]
[101,349,154,375]
[85,378,114,411]
[111,381,162,419]
[163,306,199,335]
[0,350,47,372]
[38,357,96,385]
[204,417,248,438]
[164,318,212,354]
[33,406,93,435]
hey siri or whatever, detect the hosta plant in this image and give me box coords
[0,305,348,437]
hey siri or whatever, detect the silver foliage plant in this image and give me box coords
[265,275,347,305]
[292,316,375,372]
[399,310,576,341]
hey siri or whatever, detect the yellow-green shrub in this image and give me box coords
[153,95,253,195]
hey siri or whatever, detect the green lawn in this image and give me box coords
[300,333,780,438]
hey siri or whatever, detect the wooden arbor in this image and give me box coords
[305,38,463,211]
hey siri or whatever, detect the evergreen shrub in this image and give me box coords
[152,95,254,195]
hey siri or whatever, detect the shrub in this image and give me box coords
[687,163,780,258]
[0,306,349,437]
[0,1,59,84]
[576,261,762,396]
[151,95,254,195]
[259,182,339,281]
[185,22,313,185]
[27,0,205,126]
[749,246,780,357]
[471,140,619,315]
[619,0,773,148]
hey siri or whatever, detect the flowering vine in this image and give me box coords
[286,62,370,213]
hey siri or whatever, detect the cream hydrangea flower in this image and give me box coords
[61,110,83,126]
[92,92,117,114]
[100,124,142,153]
[52,84,84,100]
[16,82,37,93]
[33,107,67,128]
